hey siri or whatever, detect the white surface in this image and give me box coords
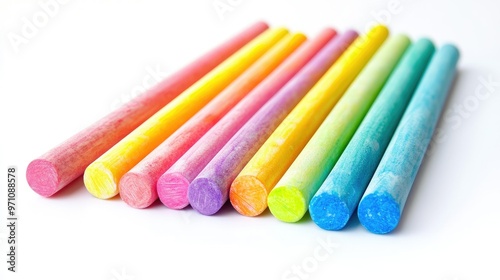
[1,0,499,279]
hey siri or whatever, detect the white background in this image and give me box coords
[1,0,500,279]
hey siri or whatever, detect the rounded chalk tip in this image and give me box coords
[309,193,351,231]
[230,175,268,217]
[357,193,401,234]
[253,21,269,29]
[344,29,359,38]
[393,33,411,45]
[119,172,156,209]
[318,27,337,38]
[291,32,307,41]
[26,159,60,197]
[83,162,118,199]
[267,186,308,223]
[188,177,225,215]
[274,26,290,35]
[369,24,389,37]
[440,44,461,60]
[415,38,435,51]
[157,172,190,210]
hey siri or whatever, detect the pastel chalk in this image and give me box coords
[83,27,288,199]
[188,27,387,214]
[157,28,337,210]
[188,30,359,216]
[119,32,306,208]
[308,38,435,231]
[270,34,410,223]
[357,44,460,234]
[231,26,389,218]
[25,22,269,197]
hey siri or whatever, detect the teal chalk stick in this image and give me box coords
[357,44,460,234]
[309,38,436,231]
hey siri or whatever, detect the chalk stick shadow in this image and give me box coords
[47,175,88,199]
[342,211,362,232]
[291,210,362,233]
[294,211,313,224]
[393,165,429,235]
[209,200,241,217]
[45,175,123,202]
[146,198,167,209]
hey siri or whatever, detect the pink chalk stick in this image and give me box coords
[157,29,338,210]
[25,22,268,197]
[118,31,307,208]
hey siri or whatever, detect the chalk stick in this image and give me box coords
[25,22,268,197]
[357,44,460,234]
[264,36,407,223]
[119,33,306,208]
[188,26,379,215]
[308,39,435,231]
[229,26,389,218]
[84,27,288,199]
[157,28,337,210]
[187,30,359,216]
[188,29,366,215]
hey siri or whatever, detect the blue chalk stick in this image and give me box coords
[357,44,460,234]
[309,39,437,231]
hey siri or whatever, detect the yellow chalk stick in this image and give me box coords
[84,27,288,199]
[231,25,389,216]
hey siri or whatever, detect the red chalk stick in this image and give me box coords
[26,22,269,197]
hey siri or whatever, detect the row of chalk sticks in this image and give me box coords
[27,22,459,234]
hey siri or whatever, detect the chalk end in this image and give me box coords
[309,193,350,230]
[188,177,225,215]
[230,175,268,217]
[119,172,156,209]
[26,159,60,197]
[267,186,307,223]
[157,172,191,210]
[318,27,337,39]
[358,193,401,234]
[441,44,460,59]
[253,21,269,30]
[84,162,119,199]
